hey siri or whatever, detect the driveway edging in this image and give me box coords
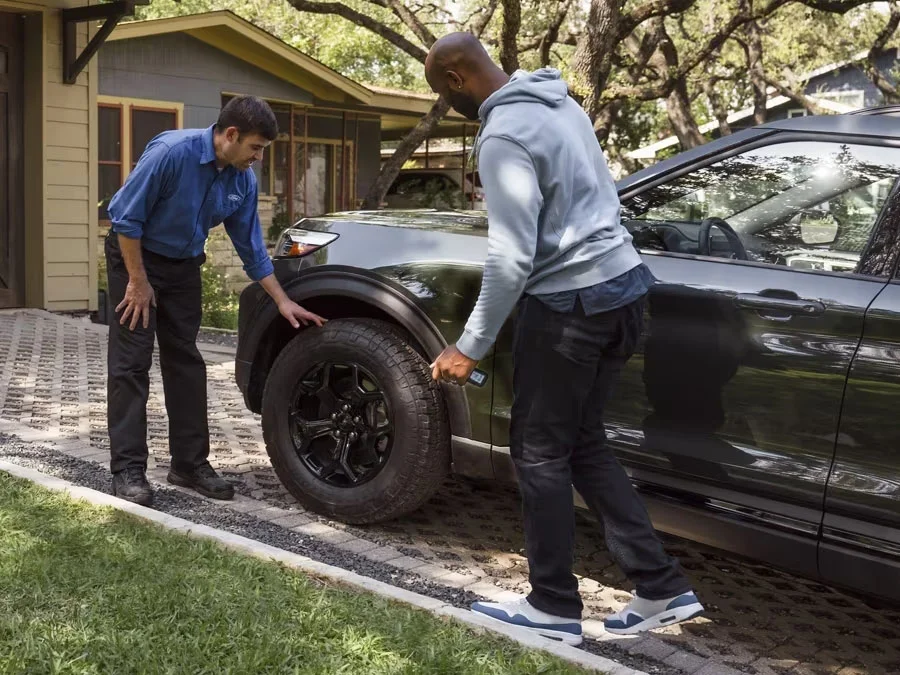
[0,458,646,675]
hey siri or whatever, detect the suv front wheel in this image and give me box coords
[260,318,450,524]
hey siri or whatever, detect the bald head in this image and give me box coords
[425,32,508,121]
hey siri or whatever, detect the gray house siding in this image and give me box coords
[99,33,317,128]
[99,33,384,201]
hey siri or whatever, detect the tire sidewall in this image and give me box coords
[262,320,435,517]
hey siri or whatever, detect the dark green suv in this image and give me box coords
[236,111,900,602]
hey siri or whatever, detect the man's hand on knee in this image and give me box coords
[117,277,156,331]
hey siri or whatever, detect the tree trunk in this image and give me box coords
[743,12,767,124]
[704,79,733,136]
[572,0,621,122]
[499,0,521,74]
[865,2,900,103]
[646,18,704,149]
[665,86,705,149]
[361,98,451,210]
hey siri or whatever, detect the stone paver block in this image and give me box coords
[293,522,334,537]
[693,662,747,675]
[316,530,355,545]
[747,658,800,675]
[270,513,312,529]
[360,546,404,563]
[463,580,505,598]
[411,563,453,581]
[627,635,676,661]
[433,572,477,589]
[387,556,428,572]
[224,498,269,514]
[334,538,380,555]
[664,651,710,674]
[254,506,291,522]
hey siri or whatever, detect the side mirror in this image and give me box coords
[800,211,839,246]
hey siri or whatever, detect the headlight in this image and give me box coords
[274,228,340,258]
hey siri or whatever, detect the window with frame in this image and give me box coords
[98,104,123,222]
[622,141,900,275]
[97,99,180,223]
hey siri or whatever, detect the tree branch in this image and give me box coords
[796,0,879,13]
[469,0,499,38]
[761,72,829,114]
[499,0,522,73]
[540,0,575,67]
[601,0,792,103]
[864,1,900,102]
[383,0,437,48]
[286,0,429,62]
[362,99,451,209]
[621,0,698,36]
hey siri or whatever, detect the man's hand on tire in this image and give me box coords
[117,277,156,331]
[431,344,477,385]
[278,299,327,329]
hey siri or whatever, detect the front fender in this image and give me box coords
[235,265,473,439]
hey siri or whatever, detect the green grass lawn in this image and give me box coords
[0,473,595,675]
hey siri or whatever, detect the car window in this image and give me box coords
[388,176,424,196]
[623,141,900,275]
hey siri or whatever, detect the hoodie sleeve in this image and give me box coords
[456,135,542,361]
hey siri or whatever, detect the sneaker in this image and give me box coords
[471,597,583,646]
[604,591,704,635]
[167,462,234,500]
[112,466,153,506]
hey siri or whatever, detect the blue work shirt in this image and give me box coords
[532,262,656,315]
[107,125,274,282]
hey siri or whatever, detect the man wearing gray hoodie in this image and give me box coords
[426,33,704,645]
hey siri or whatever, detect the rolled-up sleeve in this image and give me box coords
[223,179,274,282]
[107,141,173,240]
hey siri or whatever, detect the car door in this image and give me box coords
[821,187,900,597]
[605,137,900,575]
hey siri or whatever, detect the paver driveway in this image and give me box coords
[2,308,900,675]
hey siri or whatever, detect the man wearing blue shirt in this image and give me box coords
[105,95,325,506]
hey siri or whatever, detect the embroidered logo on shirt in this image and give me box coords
[228,194,241,202]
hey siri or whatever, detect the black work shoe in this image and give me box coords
[167,462,234,500]
[112,466,153,506]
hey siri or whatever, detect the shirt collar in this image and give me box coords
[200,125,217,165]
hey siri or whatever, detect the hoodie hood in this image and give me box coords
[465,68,569,169]
[478,68,569,120]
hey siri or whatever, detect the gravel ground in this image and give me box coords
[0,434,678,675]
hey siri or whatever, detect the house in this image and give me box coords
[94,11,470,292]
[628,48,898,161]
[0,0,142,312]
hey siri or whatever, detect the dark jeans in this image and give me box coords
[105,232,210,475]
[510,293,691,619]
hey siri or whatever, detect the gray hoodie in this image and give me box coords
[455,68,642,361]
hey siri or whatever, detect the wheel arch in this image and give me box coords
[238,266,473,439]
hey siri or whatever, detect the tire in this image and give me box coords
[260,318,450,524]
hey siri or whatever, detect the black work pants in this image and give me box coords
[105,232,210,475]
[510,294,691,619]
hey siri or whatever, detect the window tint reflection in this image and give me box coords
[623,142,900,274]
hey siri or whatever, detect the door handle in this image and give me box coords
[734,293,825,318]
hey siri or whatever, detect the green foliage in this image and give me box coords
[133,0,894,160]
[200,261,239,330]
[268,205,290,244]
[97,250,108,294]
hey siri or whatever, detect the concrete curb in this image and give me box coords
[0,459,647,675]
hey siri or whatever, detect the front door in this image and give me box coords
[0,12,23,308]
[606,138,900,575]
